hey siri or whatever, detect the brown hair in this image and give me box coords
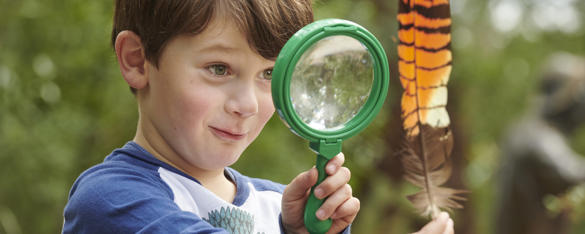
[112,0,314,66]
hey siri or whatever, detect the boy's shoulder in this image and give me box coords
[63,142,288,233]
[63,142,181,233]
[67,142,174,197]
[68,141,286,203]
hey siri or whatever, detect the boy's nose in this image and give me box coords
[225,82,258,118]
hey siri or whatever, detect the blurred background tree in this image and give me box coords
[1,0,584,233]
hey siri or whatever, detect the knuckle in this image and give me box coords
[332,153,344,167]
[320,201,334,214]
[344,184,352,196]
[340,167,351,178]
[319,182,333,193]
[352,197,361,210]
[338,152,345,162]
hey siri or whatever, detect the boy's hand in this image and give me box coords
[281,153,360,234]
[413,212,454,234]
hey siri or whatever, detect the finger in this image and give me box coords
[283,167,318,200]
[326,153,345,175]
[331,196,360,220]
[314,167,351,199]
[326,197,360,234]
[316,184,352,220]
[417,212,449,234]
[443,218,454,234]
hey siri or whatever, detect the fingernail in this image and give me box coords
[314,188,324,198]
[316,209,326,220]
[447,218,453,227]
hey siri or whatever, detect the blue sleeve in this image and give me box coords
[341,225,351,234]
[62,166,228,234]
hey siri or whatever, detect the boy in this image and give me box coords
[63,1,356,233]
[63,0,453,233]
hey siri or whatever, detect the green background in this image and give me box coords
[1,0,584,233]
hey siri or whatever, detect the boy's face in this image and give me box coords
[140,16,275,172]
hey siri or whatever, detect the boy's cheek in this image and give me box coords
[261,105,275,123]
[254,106,275,138]
[257,92,275,116]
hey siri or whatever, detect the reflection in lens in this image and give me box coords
[290,35,374,131]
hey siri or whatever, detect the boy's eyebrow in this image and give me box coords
[197,42,239,54]
[195,42,275,63]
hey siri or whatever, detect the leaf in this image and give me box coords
[397,0,466,218]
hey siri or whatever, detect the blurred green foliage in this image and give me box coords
[1,0,584,233]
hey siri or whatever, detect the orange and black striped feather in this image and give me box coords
[397,0,466,218]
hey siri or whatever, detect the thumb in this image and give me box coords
[283,167,318,200]
[415,212,450,234]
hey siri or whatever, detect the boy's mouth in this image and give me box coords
[209,126,246,141]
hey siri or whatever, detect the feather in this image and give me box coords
[397,0,466,218]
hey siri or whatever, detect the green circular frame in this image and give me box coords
[272,18,389,143]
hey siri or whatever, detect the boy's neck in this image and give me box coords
[133,119,236,203]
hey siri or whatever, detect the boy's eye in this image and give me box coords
[207,64,229,76]
[262,69,273,81]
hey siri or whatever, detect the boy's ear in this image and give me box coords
[115,31,148,90]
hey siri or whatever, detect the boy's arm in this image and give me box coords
[62,167,228,234]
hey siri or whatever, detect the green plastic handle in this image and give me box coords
[304,154,332,234]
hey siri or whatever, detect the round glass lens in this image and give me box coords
[290,35,375,131]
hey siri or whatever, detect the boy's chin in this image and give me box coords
[198,153,242,170]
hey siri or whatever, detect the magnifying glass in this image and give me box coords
[272,19,389,233]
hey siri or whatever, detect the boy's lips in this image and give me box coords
[209,126,246,141]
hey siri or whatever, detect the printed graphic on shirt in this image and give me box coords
[203,206,265,234]
[157,167,281,233]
